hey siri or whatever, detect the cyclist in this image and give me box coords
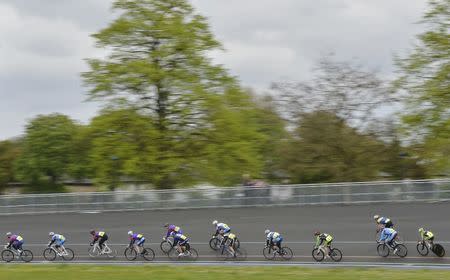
[48,232,66,254]
[265,229,283,254]
[418,228,434,247]
[6,232,24,253]
[128,231,145,254]
[379,227,398,251]
[314,231,333,258]
[90,230,109,254]
[222,232,238,257]
[212,220,231,245]
[373,215,394,230]
[172,232,190,257]
[164,223,183,238]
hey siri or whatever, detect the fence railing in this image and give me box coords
[0,179,449,215]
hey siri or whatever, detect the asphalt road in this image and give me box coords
[1,201,449,264]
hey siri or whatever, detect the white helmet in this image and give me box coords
[373,215,380,220]
[127,231,133,235]
[212,220,218,226]
[49,232,55,236]
[264,229,270,235]
[6,232,12,237]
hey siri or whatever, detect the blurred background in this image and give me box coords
[0,0,448,194]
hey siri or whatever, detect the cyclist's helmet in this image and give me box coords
[418,228,425,233]
[164,223,169,228]
[49,232,55,236]
[264,229,270,235]
[373,215,380,220]
[89,230,96,235]
[6,232,12,237]
[127,231,133,236]
[212,220,218,226]
[314,231,321,236]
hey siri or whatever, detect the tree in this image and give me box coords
[82,0,235,188]
[394,0,450,176]
[272,55,394,131]
[279,111,386,183]
[87,108,159,190]
[0,140,22,191]
[15,114,78,192]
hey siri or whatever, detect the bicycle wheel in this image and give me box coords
[106,248,117,258]
[209,237,221,251]
[394,244,408,258]
[186,248,199,261]
[62,248,75,261]
[168,248,180,261]
[312,248,324,262]
[280,247,294,261]
[142,248,155,261]
[432,244,445,257]
[160,240,173,254]
[416,242,429,256]
[20,250,33,262]
[124,247,137,261]
[43,248,57,261]
[235,248,247,261]
[1,249,14,262]
[88,247,99,258]
[377,244,390,257]
[330,248,343,262]
[262,247,276,260]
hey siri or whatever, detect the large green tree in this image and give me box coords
[82,0,236,188]
[395,0,450,176]
[280,111,386,183]
[87,108,159,190]
[0,140,22,191]
[15,114,79,192]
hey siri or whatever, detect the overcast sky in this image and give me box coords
[0,0,428,140]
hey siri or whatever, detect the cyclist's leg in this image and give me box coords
[99,237,107,252]
[276,238,282,253]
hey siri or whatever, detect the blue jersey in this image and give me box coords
[216,223,231,232]
[52,234,65,242]
[266,232,282,242]
[380,228,397,242]
[173,233,189,244]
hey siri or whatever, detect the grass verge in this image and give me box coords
[0,265,449,280]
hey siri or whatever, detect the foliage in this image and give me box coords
[0,140,22,191]
[14,114,78,192]
[394,0,450,176]
[279,111,387,183]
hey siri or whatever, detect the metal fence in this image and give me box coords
[0,179,449,215]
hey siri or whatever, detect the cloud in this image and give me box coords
[0,0,428,139]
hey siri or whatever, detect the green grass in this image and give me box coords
[0,265,449,280]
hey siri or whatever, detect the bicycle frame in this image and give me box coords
[49,245,68,256]
[92,242,111,254]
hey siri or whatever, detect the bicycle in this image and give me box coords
[124,245,155,261]
[1,246,33,262]
[377,240,407,258]
[160,236,174,254]
[88,242,117,258]
[216,241,247,261]
[417,240,445,257]
[312,245,342,262]
[263,245,293,261]
[43,245,75,261]
[209,234,240,251]
[167,245,199,261]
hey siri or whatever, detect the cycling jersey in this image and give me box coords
[7,235,24,250]
[49,234,66,246]
[130,233,145,246]
[93,231,107,242]
[216,223,231,234]
[316,233,333,246]
[421,230,434,240]
[173,233,189,246]
[166,225,183,238]
[380,227,397,243]
[266,232,283,247]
